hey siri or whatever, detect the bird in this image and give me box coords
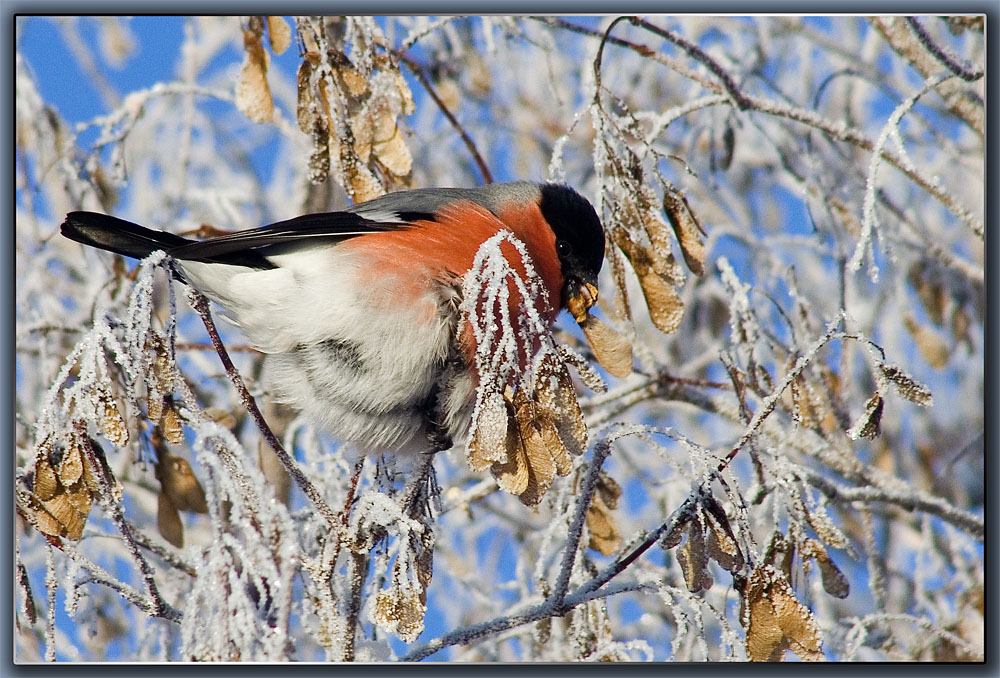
[60,182,606,458]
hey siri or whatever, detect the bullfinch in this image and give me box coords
[60,182,606,457]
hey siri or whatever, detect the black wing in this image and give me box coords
[62,210,410,270]
[166,212,408,263]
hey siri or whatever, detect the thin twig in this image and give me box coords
[77,427,171,619]
[904,16,984,81]
[531,16,719,93]
[575,491,700,599]
[717,315,845,473]
[342,459,365,529]
[174,341,258,353]
[45,546,56,662]
[188,290,341,534]
[804,470,984,540]
[129,528,198,577]
[550,440,612,606]
[16,546,37,625]
[397,53,494,185]
[400,578,653,662]
[63,543,183,623]
[341,550,368,662]
[625,16,752,110]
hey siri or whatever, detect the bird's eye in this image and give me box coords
[556,239,571,256]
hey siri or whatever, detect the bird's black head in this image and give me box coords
[538,183,605,286]
[538,183,606,319]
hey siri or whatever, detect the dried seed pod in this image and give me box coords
[908,263,947,325]
[903,313,950,369]
[395,70,416,116]
[81,453,100,493]
[204,407,238,430]
[613,225,686,334]
[147,389,164,426]
[663,191,706,276]
[515,462,550,508]
[296,60,317,134]
[349,111,374,163]
[744,565,823,662]
[33,456,58,502]
[157,491,184,549]
[336,62,369,97]
[595,471,621,510]
[802,540,849,599]
[372,580,426,643]
[877,363,933,406]
[637,269,685,334]
[158,454,208,514]
[415,533,434,601]
[468,390,512,471]
[719,122,736,171]
[266,16,291,54]
[550,366,588,456]
[374,126,412,177]
[160,404,185,446]
[346,159,385,203]
[579,315,633,378]
[235,21,274,123]
[586,497,622,556]
[434,75,461,111]
[678,519,713,593]
[98,392,129,447]
[520,416,556,490]
[661,513,691,550]
[951,304,973,349]
[848,393,883,440]
[491,429,529,496]
[465,51,492,97]
[30,501,65,539]
[706,518,743,573]
[57,442,84,486]
[635,187,676,277]
[149,332,175,393]
[63,480,93,514]
[540,416,573,477]
[702,499,744,573]
[307,125,332,184]
[44,492,86,541]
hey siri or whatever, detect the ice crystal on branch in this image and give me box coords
[462,231,600,505]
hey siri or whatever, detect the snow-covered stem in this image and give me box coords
[804,470,983,539]
[549,439,612,606]
[76,424,171,620]
[187,290,341,534]
[63,544,182,622]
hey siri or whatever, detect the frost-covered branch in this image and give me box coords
[187,290,342,534]
[803,471,983,540]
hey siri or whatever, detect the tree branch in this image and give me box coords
[187,290,342,534]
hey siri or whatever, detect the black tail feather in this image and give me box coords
[60,211,276,269]
[60,212,192,260]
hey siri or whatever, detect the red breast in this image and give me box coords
[340,198,564,371]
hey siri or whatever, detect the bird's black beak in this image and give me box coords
[565,278,599,324]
